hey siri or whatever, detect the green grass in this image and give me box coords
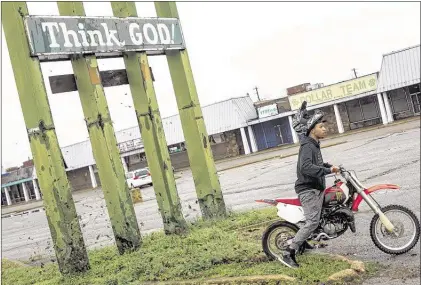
[2,207,356,285]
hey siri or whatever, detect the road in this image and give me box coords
[1,121,420,283]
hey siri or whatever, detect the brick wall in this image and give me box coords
[318,105,339,136]
[67,167,92,191]
[226,130,240,157]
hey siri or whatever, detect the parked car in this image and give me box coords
[126,168,153,189]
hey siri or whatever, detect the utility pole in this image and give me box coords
[352,68,358,78]
[254,86,261,101]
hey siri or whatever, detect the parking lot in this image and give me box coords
[2,119,420,282]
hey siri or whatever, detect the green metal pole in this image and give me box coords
[111,2,188,234]
[155,2,227,219]
[57,2,141,254]
[1,2,89,274]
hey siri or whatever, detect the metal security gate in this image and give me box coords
[252,117,293,150]
[345,95,381,130]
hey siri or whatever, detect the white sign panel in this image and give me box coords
[258,104,278,118]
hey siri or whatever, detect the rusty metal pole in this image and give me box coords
[111,1,188,234]
[155,2,227,219]
[57,1,141,254]
[1,1,89,274]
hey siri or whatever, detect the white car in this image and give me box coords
[126,168,153,189]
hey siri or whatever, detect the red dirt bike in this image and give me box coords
[256,166,420,259]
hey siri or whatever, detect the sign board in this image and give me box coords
[118,138,143,153]
[258,104,279,118]
[24,16,185,57]
[288,74,378,111]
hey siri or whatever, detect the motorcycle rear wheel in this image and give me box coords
[370,204,420,255]
[262,221,299,260]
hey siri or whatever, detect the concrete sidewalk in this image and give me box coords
[2,117,419,216]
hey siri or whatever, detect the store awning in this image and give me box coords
[1,178,33,188]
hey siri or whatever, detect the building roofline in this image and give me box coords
[61,95,253,148]
[61,139,91,149]
[383,44,420,57]
[107,95,252,131]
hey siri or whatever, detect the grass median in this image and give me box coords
[2,207,364,285]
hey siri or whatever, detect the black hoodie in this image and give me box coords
[295,135,332,194]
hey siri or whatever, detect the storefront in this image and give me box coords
[1,167,42,206]
[336,95,383,131]
[251,118,294,150]
[286,73,384,136]
[246,103,294,151]
[377,45,420,122]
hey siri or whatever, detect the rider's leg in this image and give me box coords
[291,189,324,250]
[279,189,324,268]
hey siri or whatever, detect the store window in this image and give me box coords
[1,190,7,206]
[388,88,410,114]
[408,84,420,114]
[345,100,363,122]
[344,96,380,130]
[360,96,379,120]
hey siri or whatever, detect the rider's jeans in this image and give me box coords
[290,189,324,251]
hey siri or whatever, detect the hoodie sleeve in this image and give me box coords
[300,145,332,178]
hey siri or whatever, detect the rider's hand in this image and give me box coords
[330,166,340,173]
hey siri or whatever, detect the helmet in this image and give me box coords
[292,101,325,136]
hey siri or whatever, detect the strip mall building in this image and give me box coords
[2,45,420,206]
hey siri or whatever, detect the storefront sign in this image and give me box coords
[258,104,279,118]
[24,16,185,56]
[118,138,143,153]
[288,74,378,110]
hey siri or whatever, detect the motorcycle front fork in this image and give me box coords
[359,191,395,232]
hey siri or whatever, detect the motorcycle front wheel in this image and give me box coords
[370,204,420,255]
[262,221,299,260]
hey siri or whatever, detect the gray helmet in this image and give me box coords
[292,101,325,136]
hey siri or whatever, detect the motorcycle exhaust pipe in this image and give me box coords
[314,232,336,241]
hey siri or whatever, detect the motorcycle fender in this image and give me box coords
[351,184,400,212]
[276,203,305,224]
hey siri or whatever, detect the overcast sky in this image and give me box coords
[1,1,420,169]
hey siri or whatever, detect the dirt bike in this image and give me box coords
[256,166,420,260]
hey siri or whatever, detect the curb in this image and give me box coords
[322,116,420,141]
[215,116,419,167]
[219,140,348,172]
[144,274,296,285]
[1,207,45,219]
[176,117,419,174]
[144,253,366,284]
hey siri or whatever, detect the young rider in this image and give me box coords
[279,101,340,268]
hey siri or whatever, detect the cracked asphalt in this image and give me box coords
[1,121,420,283]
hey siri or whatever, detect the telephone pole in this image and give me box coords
[352,68,358,78]
[254,86,261,101]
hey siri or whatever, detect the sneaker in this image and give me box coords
[304,241,314,250]
[278,248,299,268]
[298,241,314,254]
